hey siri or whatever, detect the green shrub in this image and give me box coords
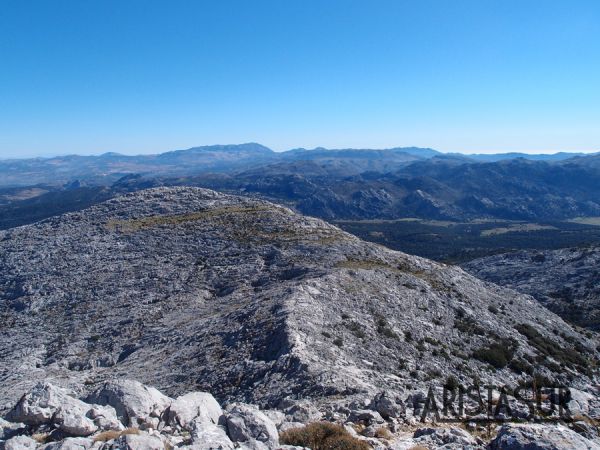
[508,358,534,375]
[454,316,485,336]
[280,422,370,450]
[444,375,460,390]
[346,321,366,339]
[375,316,397,338]
[473,339,517,369]
[515,323,586,369]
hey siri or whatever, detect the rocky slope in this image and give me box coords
[463,245,600,330]
[1,188,600,444]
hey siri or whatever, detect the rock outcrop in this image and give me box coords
[4,380,600,450]
[489,423,600,450]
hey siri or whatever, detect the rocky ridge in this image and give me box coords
[1,187,600,448]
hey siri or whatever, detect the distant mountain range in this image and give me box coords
[1,143,596,187]
[1,143,600,229]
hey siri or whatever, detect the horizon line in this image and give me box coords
[1,143,599,160]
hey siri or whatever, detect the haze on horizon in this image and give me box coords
[1,0,599,159]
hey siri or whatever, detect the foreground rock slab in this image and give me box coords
[489,423,600,450]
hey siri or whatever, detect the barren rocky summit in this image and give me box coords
[1,187,600,448]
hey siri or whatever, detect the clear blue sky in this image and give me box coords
[1,0,599,158]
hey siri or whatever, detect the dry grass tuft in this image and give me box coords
[32,433,51,444]
[280,422,371,450]
[93,427,140,442]
[374,426,393,440]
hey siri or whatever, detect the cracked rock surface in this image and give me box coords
[0,187,599,422]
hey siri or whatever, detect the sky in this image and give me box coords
[1,1,599,158]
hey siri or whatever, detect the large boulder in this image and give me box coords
[108,433,165,450]
[1,435,37,450]
[7,383,88,426]
[280,401,321,424]
[6,383,120,437]
[166,392,222,430]
[412,427,479,449]
[225,403,279,448]
[369,392,405,420]
[54,409,97,437]
[0,418,26,441]
[347,409,385,426]
[87,406,124,432]
[185,421,235,450]
[489,423,600,449]
[567,389,595,418]
[87,380,172,429]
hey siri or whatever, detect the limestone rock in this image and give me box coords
[6,383,122,437]
[7,383,88,426]
[39,438,94,450]
[0,419,26,441]
[410,426,481,449]
[87,380,172,429]
[167,392,222,430]
[347,410,385,426]
[108,433,165,450]
[225,403,278,448]
[1,436,37,450]
[489,423,600,450]
[54,409,97,437]
[187,421,234,450]
[370,392,405,420]
[88,406,124,432]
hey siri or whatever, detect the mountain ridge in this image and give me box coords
[1,187,597,414]
[1,143,598,188]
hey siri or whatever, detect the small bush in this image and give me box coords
[374,315,397,338]
[346,321,366,339]
[515,323,587,369]
[333,337,344,347]
[444,375,460,390]
[32,433,51,444]
[280,422,370,450]
[508,358,534,375]
[454,316,485,336]
[424,337,440,346]
[473,339,517,369]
